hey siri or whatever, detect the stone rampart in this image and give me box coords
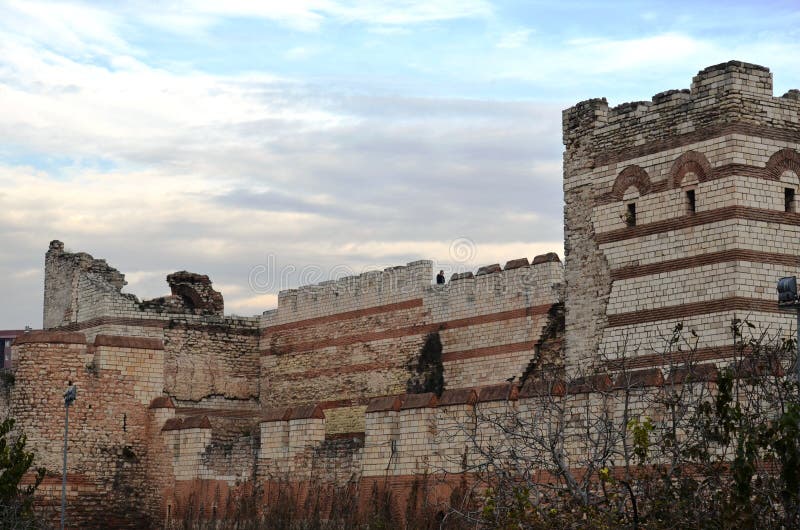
[10,331,168,527]
[8,60,799,527]
[260,254,563,435]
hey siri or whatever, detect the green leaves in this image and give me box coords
[0,418,45,528]
[627,416,654,465]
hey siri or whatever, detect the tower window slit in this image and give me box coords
[626,203,636,226]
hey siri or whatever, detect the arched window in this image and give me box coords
[611,165,650,227]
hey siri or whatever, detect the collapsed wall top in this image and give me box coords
[43,241,226,329]
[165,271,224,315]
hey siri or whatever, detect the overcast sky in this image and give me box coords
[1,0,800,328]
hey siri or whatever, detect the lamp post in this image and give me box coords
[777,277,800,381]
[61,382,76,530]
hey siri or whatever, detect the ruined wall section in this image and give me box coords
[163,318,260,403]
[563,61,800,373]
[562,99,614,377]
[44,240,131,330]
[43,241,261,405]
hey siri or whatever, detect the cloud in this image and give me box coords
[227,293,279,317]
[0,0,130,56]
[0,0,563,329]
[85,0,493,35]
[480,30,800,99]
[0,45,564,326]
[326,0,492,26]
[285,46,320,60]
[496,29,533,49]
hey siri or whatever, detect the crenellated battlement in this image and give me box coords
[563,61,800,172]
[690,60,772,98]
[428,252,563,312]
[262,253,564,330]
[264,260,433,326]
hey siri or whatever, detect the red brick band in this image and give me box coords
[167,321,260,335]
[55,316,259,336]
[13,331,86,345]
[262,305,550,356]
[94,335,164,350]
[595,122,800,167]
[442,340,535,363]
[279,361,394,382]
[162,416,213,431]
[603,345,737,371]
[38,474,96,487]
[597,161,797,206]
[174,407,261,419]
[597,206,800,245]
[607,296,779,328]
[56,317,167,331]
[276,340,539,382]
[610,249,800,281]
[263,298,424,333]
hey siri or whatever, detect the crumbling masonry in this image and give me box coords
[7,61,800,527]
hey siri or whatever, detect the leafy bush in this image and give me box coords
[0,418,45,529]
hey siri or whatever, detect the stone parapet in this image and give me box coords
[563,61,800,177]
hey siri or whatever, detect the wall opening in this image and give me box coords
[785,188,795,213]
[686,189,696,214]
[626,203,637,227]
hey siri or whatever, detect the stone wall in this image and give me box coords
[14,240,564,526]
[260,255,563,435]
[8,60,799,528]
[11,332,168,527]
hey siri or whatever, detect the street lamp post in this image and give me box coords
[778,277,800,380]
[61,382,76,530]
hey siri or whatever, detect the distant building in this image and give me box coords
[0,329,29,369]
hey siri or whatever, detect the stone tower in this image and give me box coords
[562,61,800,374]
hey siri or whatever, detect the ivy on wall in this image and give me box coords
[406,332,444,396]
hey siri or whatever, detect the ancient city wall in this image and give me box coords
[14,240,565,526]
[7,60,800,527]
[43,240,262,403]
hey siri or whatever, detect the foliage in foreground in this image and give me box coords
[0,418,46,529]
[447,319,800,529]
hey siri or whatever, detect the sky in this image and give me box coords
[1,0,800,328]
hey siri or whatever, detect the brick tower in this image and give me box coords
[562,61,800,374]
